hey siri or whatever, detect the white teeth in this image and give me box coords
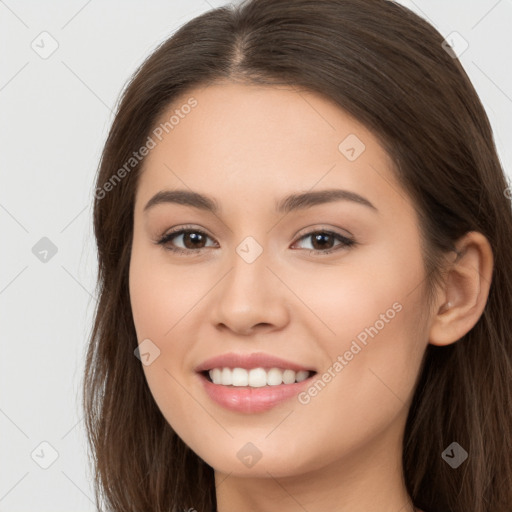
[207,367,313,387]
[282,369,296,384]
[248,368,267,387]
[221,367,232,385]
[231,367,248,386]
[211,368,222,384]
[266,368,283,386]
[295,370,310,382]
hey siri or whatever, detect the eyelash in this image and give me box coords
[155,224,357,256]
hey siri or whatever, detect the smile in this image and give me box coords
[195,351,318,413]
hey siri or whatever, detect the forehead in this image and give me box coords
[148,81,380,162]
[135,82,411,219]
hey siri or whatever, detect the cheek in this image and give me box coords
[283,275,427,473]
[292,240,427,401]
[128,245,216,427]
[129,244,205,340]
[291,251,423,349]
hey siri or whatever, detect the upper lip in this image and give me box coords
[195,352,316,373]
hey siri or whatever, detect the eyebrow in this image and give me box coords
[143,188,377,214]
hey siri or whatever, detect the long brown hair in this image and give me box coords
[83,1,512,510]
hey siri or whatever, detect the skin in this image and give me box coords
[128,82,493,512]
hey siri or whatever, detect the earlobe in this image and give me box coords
[428,231,494,347]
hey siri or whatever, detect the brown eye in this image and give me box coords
[293,230,356,255]
[174,230,207,249]
[155,226,356,256]
[156,227,216,255]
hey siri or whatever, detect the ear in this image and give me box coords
[428,231,494,346]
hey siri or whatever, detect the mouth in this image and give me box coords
[195,352,318,413]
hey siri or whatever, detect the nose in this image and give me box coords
[210,245,290,336]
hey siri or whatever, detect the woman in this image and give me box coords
[83,1,512,511]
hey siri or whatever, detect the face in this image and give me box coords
[129,82,431,479]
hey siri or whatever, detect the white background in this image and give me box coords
[1,1,511,510]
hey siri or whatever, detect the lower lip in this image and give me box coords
[198,372,314,413]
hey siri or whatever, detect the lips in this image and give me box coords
[194,352,318,413]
